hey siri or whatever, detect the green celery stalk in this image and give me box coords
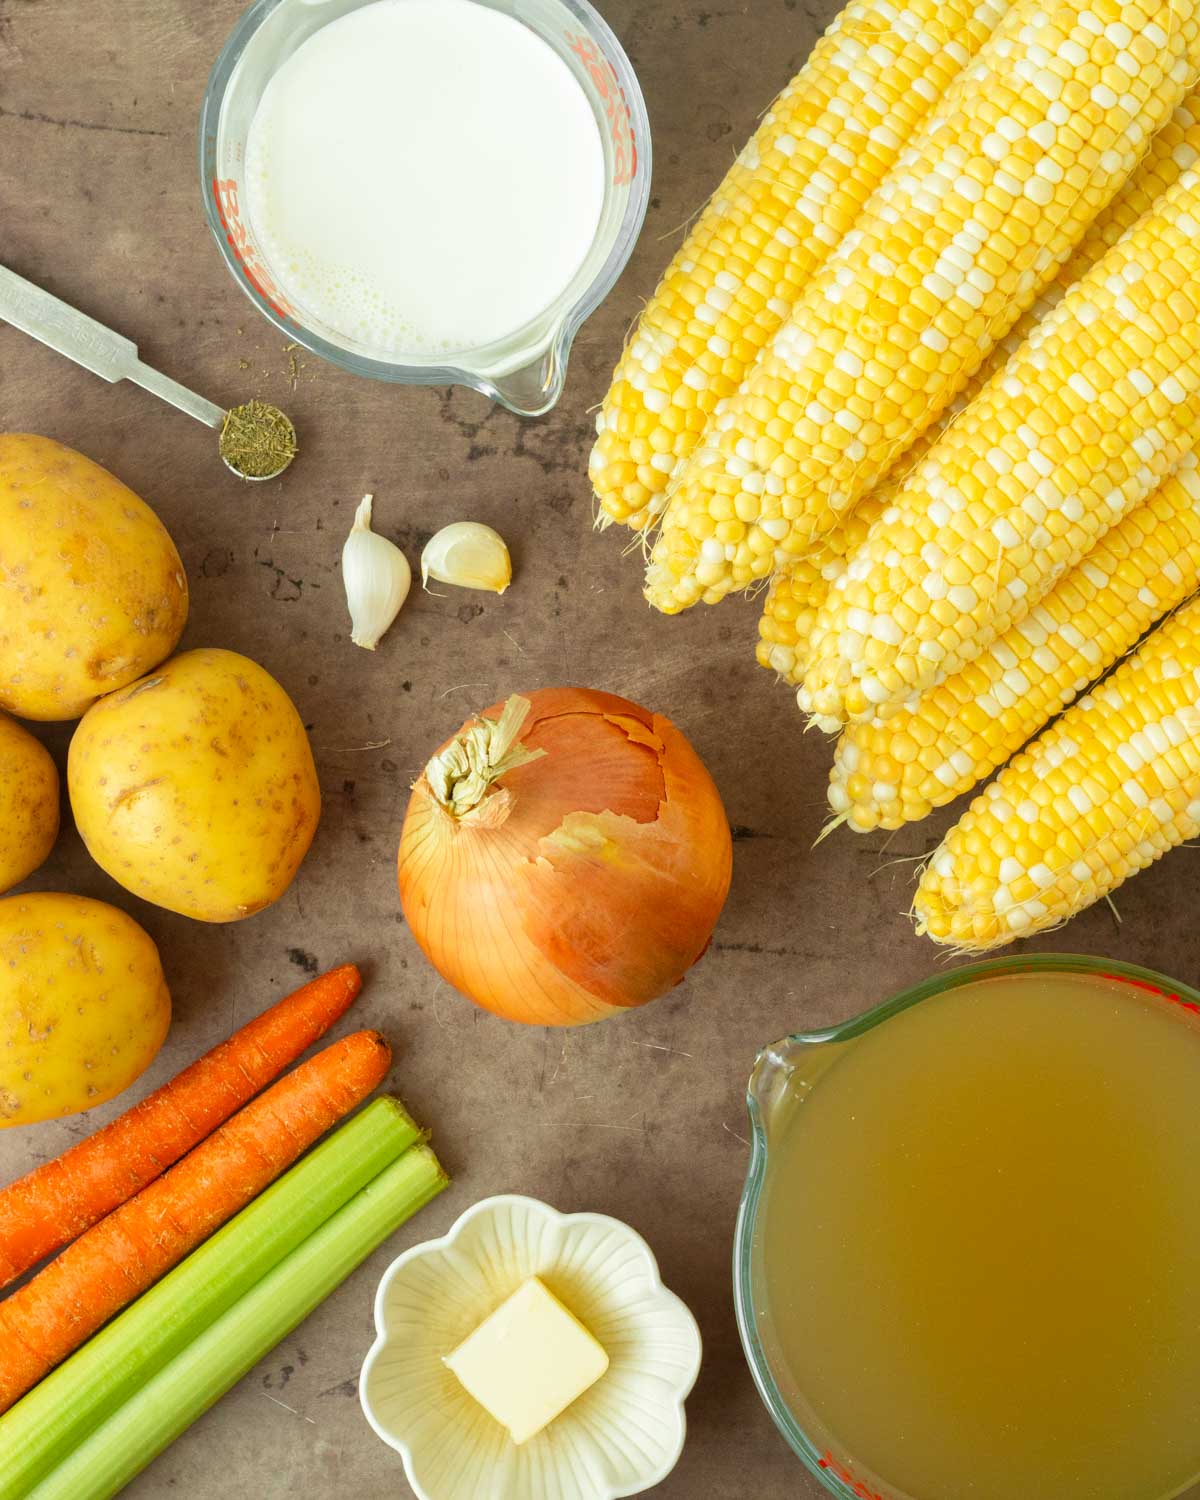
[27,1143,447,1500]
[0,1096,421,1500]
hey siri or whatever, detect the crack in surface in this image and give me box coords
[0,105,170,138]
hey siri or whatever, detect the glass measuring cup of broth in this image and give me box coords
[199,0,649,416]
[734,955,1200,1500]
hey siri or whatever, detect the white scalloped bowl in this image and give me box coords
[360,1195,702,1500]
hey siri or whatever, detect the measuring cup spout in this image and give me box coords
[748,1038,804,1146]
[479,343,567,419]
[748,1030,850,1147]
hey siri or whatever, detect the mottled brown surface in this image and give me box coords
[2,1,1200,1496]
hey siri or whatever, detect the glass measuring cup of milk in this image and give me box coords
[735,954,1200,1500]
[200,0,649,416]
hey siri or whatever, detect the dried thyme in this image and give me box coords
[219,400,297,479]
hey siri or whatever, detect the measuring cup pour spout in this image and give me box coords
[747,1031,846,1149]
[748,1040,801,1148]
[480,343,567,419]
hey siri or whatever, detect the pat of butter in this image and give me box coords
[444,1276,609,1444]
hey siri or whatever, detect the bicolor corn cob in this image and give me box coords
[589,0,1011,532]
[756,89,1200,683]
[753,359,1011,682]
[801,165,1200,727]
[914,591,1200,949]
[829,452,1200,830]
[645,0,1200,613]
[757,492,887,679]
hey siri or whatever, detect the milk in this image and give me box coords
[244,0,605,358]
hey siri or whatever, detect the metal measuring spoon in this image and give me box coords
[0,262,295,481]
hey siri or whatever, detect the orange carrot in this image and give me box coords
[0,964,362,1290]
[0,1028,391,1413]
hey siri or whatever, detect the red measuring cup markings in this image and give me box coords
[1100,971,1200,1015]
[819,1451,888,1500]
[211,177,294,321]
[566,31,637,187]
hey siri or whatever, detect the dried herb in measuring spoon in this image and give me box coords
[219,400,298,480]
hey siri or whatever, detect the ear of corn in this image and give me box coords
[757,491,887,680]
[829,453,1200,830]
[914,592,1200,950]
[801,165,1200,727]
[1063,93,1200,270]
[754,325,1027,683]
[644,0,1200,614]
[589,0,1013,533]
[757,88,1200,684]
[754,359,1012,683]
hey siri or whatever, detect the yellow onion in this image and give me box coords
[398,688,732,1026]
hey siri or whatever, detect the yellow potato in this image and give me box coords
[0,713,59,893]
[0,892,170,1126]
[68,648,321,923]
[0,434,188,721]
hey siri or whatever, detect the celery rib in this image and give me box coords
[26,1142,446,1500]
[0,1096,424,1500]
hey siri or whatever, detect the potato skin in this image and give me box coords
[0,892,170,1126]
[0,434,188,721]
[68,648,321,923]
[0,714,59,894]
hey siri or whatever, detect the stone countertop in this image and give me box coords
[2,1,1198,1495]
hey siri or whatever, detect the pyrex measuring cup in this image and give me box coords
[733,953,1200,1500]
[199,0,650,417]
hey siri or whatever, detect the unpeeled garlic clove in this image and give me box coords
[341,494,412,650]
[421,522,511,594]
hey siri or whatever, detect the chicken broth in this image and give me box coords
[753,970,1200,1500]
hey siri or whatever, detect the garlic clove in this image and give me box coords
[341,494,412,650]
[421,522,511,594]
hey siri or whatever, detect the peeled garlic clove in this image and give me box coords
[421,522,511,594]
[342,494,412,650]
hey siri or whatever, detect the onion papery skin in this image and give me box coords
[398,687,733,1026]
